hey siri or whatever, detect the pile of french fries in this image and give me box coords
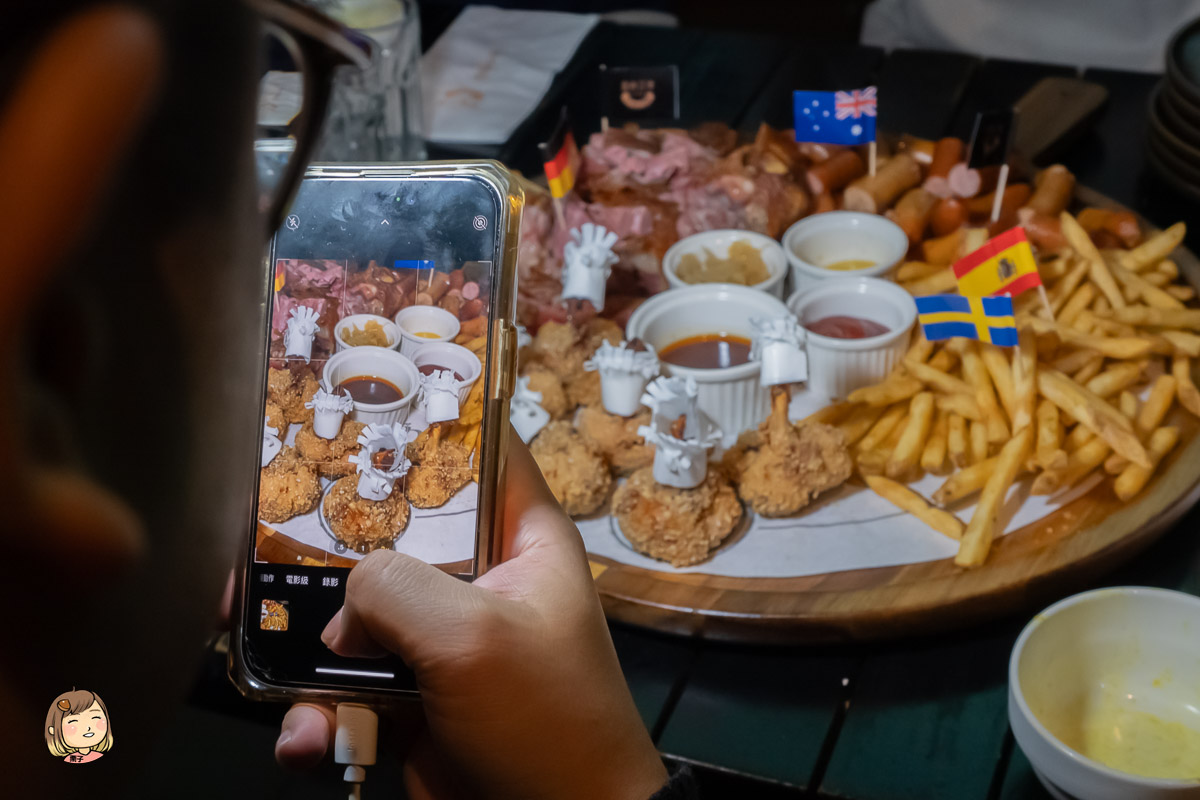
[809,212,1197,568]
[445,333,487,476]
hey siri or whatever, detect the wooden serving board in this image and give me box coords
[588,187,1200,643]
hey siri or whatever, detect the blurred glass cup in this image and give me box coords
[318,0,426,161]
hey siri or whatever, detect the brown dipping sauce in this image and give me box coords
[337,375,404,404]
[807,315,889,339]
[660,334,752,369]
[417,363,465,382]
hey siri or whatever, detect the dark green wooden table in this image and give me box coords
[436,21,1200,799]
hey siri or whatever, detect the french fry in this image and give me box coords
[1108,259,1184,309]
[1143,270,1172,287]
[1072,355,1105,385]
[1168,285,1197,302]
[1120,222,1185,271]
[1031,436,1110,495]
[904,358,974,396]
[927,348,958,372]
[895,261,945,282]
[1048,259,1091,314]
[801,402,854,426]
[882,413,910,450]
[969,419,989,465]
[1100,305,1200,330]
[464,335,487,353]
[1034,399,1066,470]
[1065,422,1095,451]
[1036,369,1149,467]
[887,392,935,480]
[1173,355,1200,417]
[1040,254,1072,283]
[1105,375,1177,474]
[1059,283,1098,327]
[980,344,1017,422]
[901,268,958,295]
[1051,348,1101,374]
[947,412,968,468]
[1117,390,1140,420]
[953,340,1009,441]
[934,456,998,506]
[1084,361,1145,399]
[859,404,907,452]
[1025,316,1153,359]
[838,404,887,447]
[865,475,964,540]
[1114,426,1180,501]
[847,373,925,406]
[955,427,1033,567]
[1012,328,1037,432]
[935,392,983,420]
[905,332,936,364]
[1061,211,1125,309]
[1157,257,1180,278]
[921,411,950,474]
[855,449,889,477]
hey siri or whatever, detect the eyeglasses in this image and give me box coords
[245,0,371,238]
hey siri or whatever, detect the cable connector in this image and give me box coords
[335,703,378,800]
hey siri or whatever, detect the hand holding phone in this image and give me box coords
[279,436,669,800]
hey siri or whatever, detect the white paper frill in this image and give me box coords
[284,305,320,362]
[584,340,660,417]
[751,315,808,387]
[306,387,355,439]
[348,422,412,501]
[639,375,723,489]
[515,323,533,351]
[262,423,282,468]
[510,375,550,444]
[561,222,619,310]
[421,369,462,424]
[641,375,700,438]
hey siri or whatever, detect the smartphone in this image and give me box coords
[230,162,522,700]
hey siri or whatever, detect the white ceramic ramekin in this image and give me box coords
[786,277,915,401]
[662,229,788,299]
[394,305,461,358]
[626,284,790,437]
[410,342,483,405]
[782,211,909,292]
[334,314,400,353]
[1009,587,1200,800]
[322,346,420,426]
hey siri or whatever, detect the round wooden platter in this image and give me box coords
[588,187,1200,643]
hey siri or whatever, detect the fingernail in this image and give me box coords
[320,608,343,647]
[276,729,293,749]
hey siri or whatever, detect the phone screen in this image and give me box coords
[242,172,503,692]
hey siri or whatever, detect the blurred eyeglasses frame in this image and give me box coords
[244,0,371,237]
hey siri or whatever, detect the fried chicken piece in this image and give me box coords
[612,467,742,567]
[529,319,623,410]
[267,365,321,425]
[405,425,472,508]
[576,406,654,475]
[727,390,853,517]
[264,401,289,435]
[529,421,612,517]
[323,475,410,553]
[521,365,570,419]
[294,419,366,479]
[258,446,320,524]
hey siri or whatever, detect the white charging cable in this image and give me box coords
[334,703,378,800]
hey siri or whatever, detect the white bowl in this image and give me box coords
[410,342,483,405]
[334,314,400,353]
[1010,587,1200,800]
[322,346,420,426]
[662,229,788,299]
[782,211,909,292]
[786,277,916,402]
[625,284,790,438]
[394,305,462,358]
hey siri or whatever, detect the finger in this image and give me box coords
[323,550,488,665]
[275,703,336,770]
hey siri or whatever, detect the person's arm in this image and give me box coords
[276,433,669,800]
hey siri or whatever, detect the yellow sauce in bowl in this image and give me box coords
[823,258,875,271]
[1079,707,1200,780]
[413,331,441,339]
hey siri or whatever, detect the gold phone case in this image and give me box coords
[229,160,523,703]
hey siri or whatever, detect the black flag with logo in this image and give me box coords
[967,109,1016,169]
[600,65,680,127]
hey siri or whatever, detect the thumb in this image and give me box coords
[322,549,493,666]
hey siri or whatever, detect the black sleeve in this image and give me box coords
[649,765,699,800]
